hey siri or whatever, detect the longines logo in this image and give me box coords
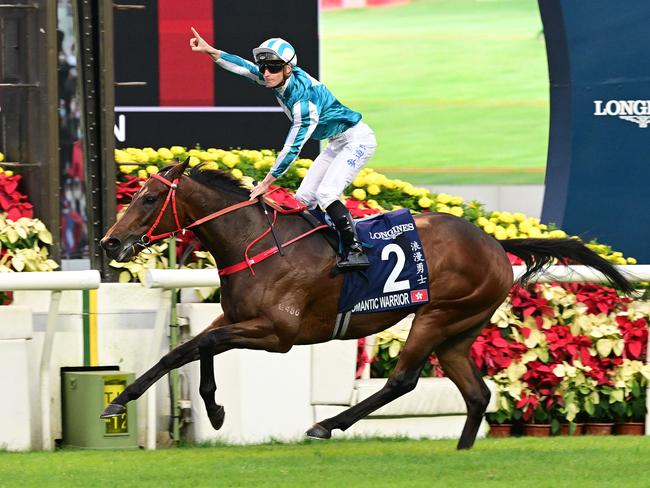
[593,100,650,128]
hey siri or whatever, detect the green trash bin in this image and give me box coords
[62,370,138,449]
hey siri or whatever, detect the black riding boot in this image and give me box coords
[326,201,370,271]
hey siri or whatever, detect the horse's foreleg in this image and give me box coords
[434,325,492,450]
[197,317,282,430]
[100,314,228,418]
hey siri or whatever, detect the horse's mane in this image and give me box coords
[182,163,251,198]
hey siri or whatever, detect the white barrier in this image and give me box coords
[144,269,220,289]
[512,264,650,283]
[0,271,101,450]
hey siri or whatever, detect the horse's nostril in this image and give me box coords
[101,237,121,251]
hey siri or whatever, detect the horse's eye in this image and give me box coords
[142,194,157,205]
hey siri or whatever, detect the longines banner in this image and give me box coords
[539,0,650,262]
[113,0,319,158]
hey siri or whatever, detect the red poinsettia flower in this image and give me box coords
[0,173,34,220]
[510,286,555,319]
[565,282,630,315]
[471,325,527,375]
[616,315,648,360]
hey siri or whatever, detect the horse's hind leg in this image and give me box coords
[434,323,492,450]
[101,314,228,418]
[306,314,445,439]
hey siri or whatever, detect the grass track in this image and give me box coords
[1,437,649,487]
[321,0,548,183]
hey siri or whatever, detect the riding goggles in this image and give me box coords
[258,62,285,74]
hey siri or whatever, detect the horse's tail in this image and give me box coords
[499,237,634,294]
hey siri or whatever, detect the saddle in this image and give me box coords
[263,187,339,253]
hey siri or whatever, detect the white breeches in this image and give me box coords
[295,121,377,209]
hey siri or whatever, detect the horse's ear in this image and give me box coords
[166,157,190,179]
[180,156,190,172]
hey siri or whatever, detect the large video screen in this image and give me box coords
[113,0,319,157]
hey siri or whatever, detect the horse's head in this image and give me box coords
[101,159,189,262]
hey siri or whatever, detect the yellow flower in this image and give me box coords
[188,156,201,167]
[188,149,201,157]
[137,169,148,179]
[436,193,452,204]
[367,184,381,195]
[231,168,243,179]
[170,146,185,155]
[201,161,219,170]
[146,165,159,175]
[296,158,312,168]
[296,167,308,178]
[366,199,381,209]
[4,170,13,177]
[114,149,131,163]
[506,224,519,238]
[418,196,433,209]
[449,206,464,217]
[477,216,489,227]
[0,152,4,162]
[627,257,637,264]
[119,164,138,174]
[199,151,214,161]
[494,225,508,240]
[222,153,239,168]
[499,212,515,224]
[513,212,526,222]
[352,188,367,201]
[352,176,367,187]
[548,229,567,238]
[483,222,496,234]
[157,148,174,160]
[450,196,464,206]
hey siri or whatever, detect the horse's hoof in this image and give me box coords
[100,403,126,419]
[305,423,331,440]
[208,405,225,430]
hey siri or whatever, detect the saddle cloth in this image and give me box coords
[337,208,430,314]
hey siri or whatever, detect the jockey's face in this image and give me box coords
[261,64,292,89]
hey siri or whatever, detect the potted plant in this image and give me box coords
[552,361,597,435]
[517,391,552,436]
[583,392,615,435]
[609,359,649,435]
[485,364,528,437]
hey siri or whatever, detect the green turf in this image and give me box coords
[321,0,549,179]
[1,437,649,487]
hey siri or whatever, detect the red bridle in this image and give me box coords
[141,172,258,244]
[140,171,328,277]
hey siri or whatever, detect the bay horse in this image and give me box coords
[100,160,632,449]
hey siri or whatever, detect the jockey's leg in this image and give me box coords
[326,200,369,270]
[295,143,337,209]
[319,122,377,271]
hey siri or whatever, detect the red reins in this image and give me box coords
[142,172,328,276]
[142,173,258,243]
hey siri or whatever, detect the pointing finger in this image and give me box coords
[191,26,201,39]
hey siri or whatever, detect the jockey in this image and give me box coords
[190,28,376,271]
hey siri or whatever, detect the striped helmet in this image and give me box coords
[252,38,297,66]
